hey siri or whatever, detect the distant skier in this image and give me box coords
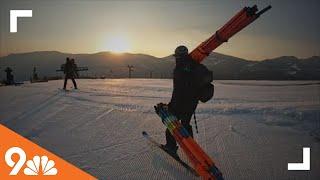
[4,67,14,85]
[63,57,78,90]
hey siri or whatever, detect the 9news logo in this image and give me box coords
[0,125,95,179]
[5,147,58,176]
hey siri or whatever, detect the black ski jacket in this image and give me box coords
[168,56,199,121]
[64,62,77,78]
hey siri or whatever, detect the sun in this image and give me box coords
[105,36,130,53]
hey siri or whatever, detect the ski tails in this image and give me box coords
[154,103,224,180]
[142,131,199,177]
[190,5,271,63]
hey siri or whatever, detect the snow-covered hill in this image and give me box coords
[0,79,319,179]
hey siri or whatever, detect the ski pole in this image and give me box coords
[194,113,199,134]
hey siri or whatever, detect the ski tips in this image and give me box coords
[246,5,272,17]
[257,5,272,17]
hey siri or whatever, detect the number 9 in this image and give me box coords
[5,147,26,175]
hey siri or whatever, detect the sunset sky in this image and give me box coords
[0,0,319,60]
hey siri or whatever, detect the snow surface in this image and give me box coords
[1,79,320,180]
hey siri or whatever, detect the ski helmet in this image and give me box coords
[174,45,188,57]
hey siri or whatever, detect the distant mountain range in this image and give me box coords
[0,51,319,80]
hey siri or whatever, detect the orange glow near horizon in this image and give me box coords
[104,36,131,54]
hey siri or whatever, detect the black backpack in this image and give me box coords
[193,63,214,103]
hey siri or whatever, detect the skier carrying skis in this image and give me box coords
[63,57,78,90]
[160,45,214,158]
[150,5,271,179]
[161,46,200,157]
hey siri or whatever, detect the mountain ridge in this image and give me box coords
[0,51,319,80]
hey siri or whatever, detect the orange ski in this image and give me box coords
[190,5,272,63]
[155,103,223,180]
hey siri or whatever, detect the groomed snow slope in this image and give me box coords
[0,79,319,179]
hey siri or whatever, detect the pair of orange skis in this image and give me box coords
[154,5,271,180]
[190,5,271,63]
[154,103,223,179]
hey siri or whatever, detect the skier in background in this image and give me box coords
[161,46,199,157]
[4,67,14,85]
[63,57,78,90]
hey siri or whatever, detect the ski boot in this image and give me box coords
[161,144,179,160]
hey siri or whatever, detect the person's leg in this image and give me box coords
[164,128,178,156]
[71,78,77,89]
[63,76,68,89]
[165,128,177,148]
[181,113,194,138]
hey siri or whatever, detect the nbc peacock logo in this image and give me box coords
[0,125,96,179]
[5,147,58,176]
[24,155,58,176]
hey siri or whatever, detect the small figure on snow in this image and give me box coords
[63,57,78,90]
[4,67,14,85]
